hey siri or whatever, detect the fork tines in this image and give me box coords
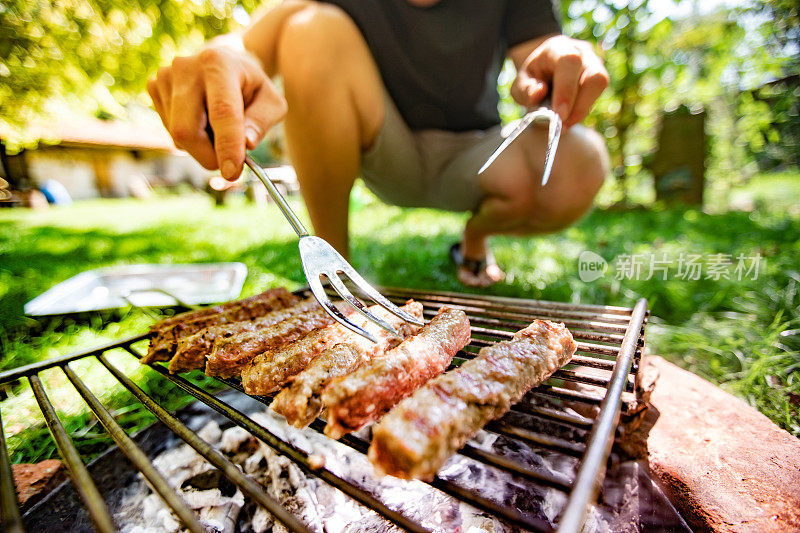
[300,237,424,344]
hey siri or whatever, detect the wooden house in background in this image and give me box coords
[1,118,210,201]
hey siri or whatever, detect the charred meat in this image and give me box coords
[168,298,321,374]
[270,301,424,427]
[369,320,576,480]
[143,288,299,364]
[204,306,341,379]
[241,323,350,396]
[322,307,470,440]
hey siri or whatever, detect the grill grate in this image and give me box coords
[0,287,648,533]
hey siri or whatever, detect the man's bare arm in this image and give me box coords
[508,35,609,128]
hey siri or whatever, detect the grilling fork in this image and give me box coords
[477,105,562,186]
[243,155,423,343]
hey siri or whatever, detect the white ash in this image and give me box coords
[119,405,603,532]
[117,412,522,532]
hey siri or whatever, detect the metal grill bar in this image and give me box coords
[60,363,206,533]
[430,476,554,532]
[458,444,573,490]
[377,287,633,315]
[556,298,649,532]
[486,421,586,457]
[0,289,648,533]
[0,410,24,533]
[0,333,148,385]
[95,353,311,533]
[420,305,632,326]
[471,320,627,335]
[28,374,115,533]
[511,402,594,429]
[128,348,433,533]
[452,353,634,393]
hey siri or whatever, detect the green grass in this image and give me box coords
[1,171,799,464]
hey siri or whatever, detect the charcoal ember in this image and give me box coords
[219,425,253,452]
[139,492,181,532]
[197,420,223,443]
[182,470,238,497]
[243,447,266,474]
[198,499,244,533]
[249,504,275,532]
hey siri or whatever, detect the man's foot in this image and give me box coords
[449,242,506,288]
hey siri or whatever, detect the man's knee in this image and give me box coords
[278,3,361,85]
[572,126,609,196]
[517,125,608,231]
[277,3,383,144]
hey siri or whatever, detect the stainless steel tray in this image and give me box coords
[24,263,247,316]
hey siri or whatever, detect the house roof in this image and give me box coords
[30,118,180,153]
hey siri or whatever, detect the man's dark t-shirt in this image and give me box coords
[319,0,561,132]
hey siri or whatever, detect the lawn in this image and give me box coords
[1,171,798,464]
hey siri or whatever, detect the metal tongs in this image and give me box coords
[244,156,424,342]
[478,106,562,186]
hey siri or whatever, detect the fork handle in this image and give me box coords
[244,155,309,238]
[204,123,309,237]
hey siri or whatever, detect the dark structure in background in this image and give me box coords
[0,119,208,205]
[651,106,707,206]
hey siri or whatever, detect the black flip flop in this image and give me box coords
[449,242,496,276]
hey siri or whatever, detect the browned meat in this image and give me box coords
[245,301,422,398]
[241,324,349,395]
[322,307,470,439]
[142,288,299,364]
[270,301,424,427]
[204,306,341,379]
[167,297,321,374]
[368,320,576,480]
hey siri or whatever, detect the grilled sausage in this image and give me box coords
[205,306,338,379]
[322,307,470,439]
[168,298,322,373]
[368,320,576,481]
[270,301,424,427]
[143,288,299,364]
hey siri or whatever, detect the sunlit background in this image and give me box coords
[1,0,796,204]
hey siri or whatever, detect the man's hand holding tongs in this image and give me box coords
[511,35,609,128]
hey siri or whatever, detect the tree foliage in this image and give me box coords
[744,0,799,168]
[553,0,798,202]
[0,0,262,148]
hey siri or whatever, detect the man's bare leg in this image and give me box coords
[459,124,609,287]
[277,4,384,257]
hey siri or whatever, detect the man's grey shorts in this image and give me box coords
[360,96,503,213]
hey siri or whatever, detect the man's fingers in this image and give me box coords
[550,51,583,122]
[147,47,286,178]
[510,70,548,108]
[152,67,174,130]
[170,88,217,169]
[147,79,166,125]
[566,67,609,128]
[202,53,246,181]
[242,76,287,150]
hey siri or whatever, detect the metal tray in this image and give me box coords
[23,263,247,316]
